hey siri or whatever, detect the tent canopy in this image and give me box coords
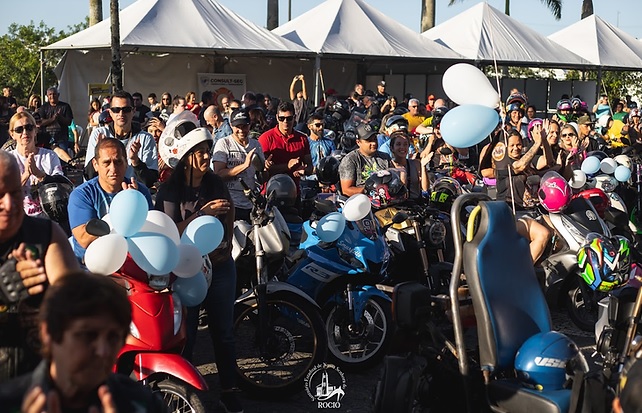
[548,15,642,70]
[423,2,590,68]
[43,0,309,55]
[272,0,463,60]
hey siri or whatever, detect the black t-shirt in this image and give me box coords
[492,142,537,209]
[37,102,73,144]
[132,104,151,125]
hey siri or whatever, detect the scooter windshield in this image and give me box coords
[354,212,379,240]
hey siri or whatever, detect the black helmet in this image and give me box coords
[38,175,74,225]
[384,115,409,133]
[98,110,112,126]
[432,106,449,128]
[364,169,408,209]
[393,107,409,116]
[340,130,358,152]
[316,156,341,185]
[266,174,297,208]
[586,150,609,162]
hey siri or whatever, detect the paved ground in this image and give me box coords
[191,309,597,413]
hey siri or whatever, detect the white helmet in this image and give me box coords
[614,154,633,172]
[159,112,211,168]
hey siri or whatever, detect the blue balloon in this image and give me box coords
[614,165,632,183]
[581,156,601,175]
[316,212,346,242]
[110,189,149,237]
[181,215,224,255]
[440,104,500,148]
[173,272,208,307]
[127,232,179,275]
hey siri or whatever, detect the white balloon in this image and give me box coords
[600,158,617,175]
[138,210,181,245]
[442,63,499,108]
[569,170,587,189]
[342,194,371,222]
[173,244,203,278]
[100,213,115,233]
[85,234,128,275]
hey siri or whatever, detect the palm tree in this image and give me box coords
[581,0,594,19]
[447,0,562,20]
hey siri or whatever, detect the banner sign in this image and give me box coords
[197,73,246,107]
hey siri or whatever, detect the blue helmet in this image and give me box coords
[515,332,587,391]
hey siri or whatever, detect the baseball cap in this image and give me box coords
[577,115,594,125]
[230,109,249,127]
[378,81,386,87]
[356,123,377,141]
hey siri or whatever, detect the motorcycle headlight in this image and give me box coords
[172,293,183,336]
[426,219,447,246]
[129,322,141,340]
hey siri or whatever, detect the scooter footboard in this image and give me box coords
[118,352,208,391]
[542,252,578,308]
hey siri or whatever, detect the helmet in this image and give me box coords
[577,233,631,292]
[316,155,341,185]
[98,110,112,126]
[630,108,641,118]
[430,177,462,208]
[592,174,618,193]
[586,150,609,162]
[38,175,74,224]
[614,154,633,171]
[515,331,587,391]
[364,169,408,209]
[340,130,358,152]
[538,171,572,213]
[158,111,207,168]
[392,107,409,116]
[527,118,544,136]
[506,102,524,114]
[266,174,297,208]
[573,188,610,218]
[506,93,527,108]
[570,97,583,110]
[431,106,449,128]
[556,99,572,111]
[384,115,408,133]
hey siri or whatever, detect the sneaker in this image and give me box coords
[219,392,243,413]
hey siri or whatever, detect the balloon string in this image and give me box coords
[487,1,516,215]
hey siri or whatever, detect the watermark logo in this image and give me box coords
[305,363,347,409]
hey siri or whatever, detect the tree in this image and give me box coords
[420,0,436,32]
[448,0,562,20]
[581,0,594,19]
[0,19,88,104]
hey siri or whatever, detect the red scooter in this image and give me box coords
[86,219,208,412]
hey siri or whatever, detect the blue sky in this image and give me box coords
[2,0,641,39]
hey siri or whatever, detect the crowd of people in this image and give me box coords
[1,75,642,413]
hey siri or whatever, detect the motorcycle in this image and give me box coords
[231,180,327,398]
[284,193,397,371]
[85,218,208,412]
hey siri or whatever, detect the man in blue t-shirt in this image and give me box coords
[306,113,336,170]
[68,138,153,260]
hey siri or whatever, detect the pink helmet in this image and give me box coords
[538,171,572,213]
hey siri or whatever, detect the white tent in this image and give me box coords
[272,0,462,60]
[548,15,642,70]
[44,0,309,55]
[423,2,589,68]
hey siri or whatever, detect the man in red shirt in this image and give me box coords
[259,101,313,187]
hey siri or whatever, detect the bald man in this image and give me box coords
[203,105,232,144]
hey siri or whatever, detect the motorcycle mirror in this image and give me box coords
[85,218,111,237]
[439,147,453,155]
[391,211,408,224]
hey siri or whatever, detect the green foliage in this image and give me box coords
[564,70,642,100]
[0,18,88,104]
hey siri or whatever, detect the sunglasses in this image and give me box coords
[312,123,324,127]
[229,106,240,110]
[110,106,133,114]
[12,124,35,134]
[561,132,577,138]
[278,115,294,122]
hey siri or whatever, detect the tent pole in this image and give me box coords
[40,49,45,98]
[314,55,321,106]
[596,68,602,103]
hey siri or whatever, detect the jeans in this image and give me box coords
[183,256,237,390]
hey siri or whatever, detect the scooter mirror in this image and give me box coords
[85,218,111,237]
[439,147,453,156]
[391,211,409,224]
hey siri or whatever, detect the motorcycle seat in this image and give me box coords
[463,201,569,413]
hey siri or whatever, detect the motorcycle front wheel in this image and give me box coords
[566,278,600,332]
[152,377,205,413]
[325,295,394,372]
[233,292,327,399]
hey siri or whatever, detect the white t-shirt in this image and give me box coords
[10,148,64,216]
[211,136,265,210]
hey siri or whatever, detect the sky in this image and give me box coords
[2,0,641,39]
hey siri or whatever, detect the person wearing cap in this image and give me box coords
[258,101,313,192]
[155,123,242,413]
[212,109,266,222]
[577,114,596,141]
[627,108,641,143]
[84,91,159,188]
[338,123,392,196]
[362,95,381,121]
[375,81,389,108]
[425,94,436,113]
